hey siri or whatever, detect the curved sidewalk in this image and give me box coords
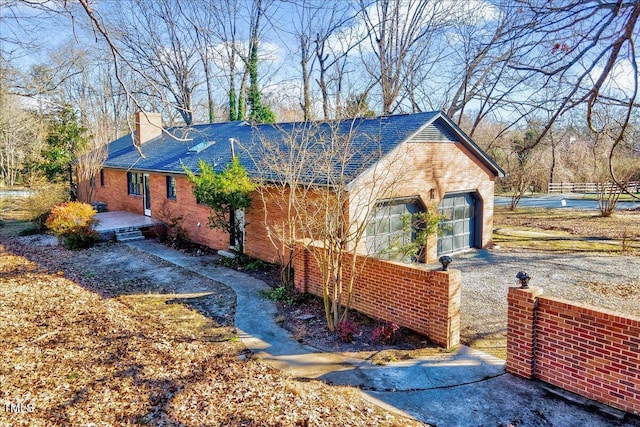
[126,240,639,427]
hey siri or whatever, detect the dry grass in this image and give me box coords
[493,207,640,253]
[0,244,425,426]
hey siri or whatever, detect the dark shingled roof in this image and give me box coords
[103,111,504,183]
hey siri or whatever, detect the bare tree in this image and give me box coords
[75,139,108,204]
[277,1,359,120]
[358,0,447,115]
[100,0,202,125]
[0,93,44,186]
[312,3,364,120]
[443,3,527,138]
[178,0,222,124]
[508,1,639,182]
[494,124,546,210]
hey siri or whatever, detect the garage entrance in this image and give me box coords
[437,192,478,255]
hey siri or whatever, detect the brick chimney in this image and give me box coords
[135,111,162,145]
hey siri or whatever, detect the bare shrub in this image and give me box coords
[25,184,70,231]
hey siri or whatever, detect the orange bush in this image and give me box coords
[45,202,98,249]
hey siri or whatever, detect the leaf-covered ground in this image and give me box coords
[0,237,425,426]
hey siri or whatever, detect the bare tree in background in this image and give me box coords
[358,0,447,115]
[508,0,639,195]
[280,0,360,120]
[443,2,528,138]
[286,0,319,121]
[0,92,44,186]
[179,0,222,124]
[100,0,202,125]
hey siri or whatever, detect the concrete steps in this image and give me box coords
[115,227,145,242]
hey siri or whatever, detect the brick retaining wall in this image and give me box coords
[507,286,640,415]
[293,246,460,349]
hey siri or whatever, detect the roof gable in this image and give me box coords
[410,117,459,142]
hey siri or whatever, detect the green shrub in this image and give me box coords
[45,202,98,249]
[260,285,294,305]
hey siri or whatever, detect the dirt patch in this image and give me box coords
[276,296,447,362]
[0,237,426,426]
[5,236,237,327]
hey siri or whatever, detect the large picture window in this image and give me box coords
[127,172,143,195]
[366,198,423,261]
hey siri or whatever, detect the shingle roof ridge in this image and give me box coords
[157,112,441,133]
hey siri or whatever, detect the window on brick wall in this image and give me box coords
[127,172,143,195]
[166,176,177,199]
[100,169,105,187]
[365,198,423,262]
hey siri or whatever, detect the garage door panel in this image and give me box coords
[438,192,477,255]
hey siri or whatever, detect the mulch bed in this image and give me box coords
[239,262,444,360]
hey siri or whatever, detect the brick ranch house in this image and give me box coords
[91,111,504,265]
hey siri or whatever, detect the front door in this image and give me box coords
[143,173,151,216]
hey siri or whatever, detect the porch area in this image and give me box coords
[94,211,163,242]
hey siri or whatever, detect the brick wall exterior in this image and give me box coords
[293,245,461,349]
[507,286,640,415]
[350,140,496,262]
[93,168,144,215]
[244,187,291,264]
[93,169,229,249]
[506,287,544,378]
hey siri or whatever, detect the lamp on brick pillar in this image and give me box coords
[516,271,531,288]
[439,255,452,271]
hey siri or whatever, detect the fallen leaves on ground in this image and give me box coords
[0,240,426,426]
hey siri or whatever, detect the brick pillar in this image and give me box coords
[428,269,461,349]
[506,286,544,378]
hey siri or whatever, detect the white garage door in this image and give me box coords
[438,193,476,255]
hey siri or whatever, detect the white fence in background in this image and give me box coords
[548,181,640,193]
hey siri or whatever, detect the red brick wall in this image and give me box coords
[93,168,144,214]
[244,187,340,265]
[293,245,461,349]
[93,168,229,249]
[506,287,544,378]
[507,287,640,415]
[244,187,291,264]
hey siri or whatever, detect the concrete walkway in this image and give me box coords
[125,240,640,427]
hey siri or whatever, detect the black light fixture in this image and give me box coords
[439,255,452,271]
[516,271,531,288]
